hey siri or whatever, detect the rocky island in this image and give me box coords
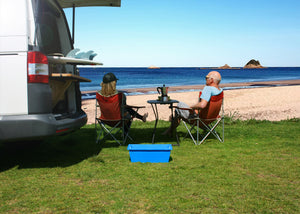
[218,64,232,69]
[244,59,265,68]
[148,65,160,69]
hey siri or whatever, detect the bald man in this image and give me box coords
[191,71,222,109]
[163,71,223,136]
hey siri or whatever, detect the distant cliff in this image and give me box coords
[244,59,265,68]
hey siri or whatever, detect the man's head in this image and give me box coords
[206,71,221,85]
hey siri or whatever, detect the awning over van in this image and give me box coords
[58,0,121,8]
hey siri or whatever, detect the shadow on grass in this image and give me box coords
[97,127,179,148]
[128,127,179,144]
[0,127,102,172]
[123,125,222,146]
[0,124,177,172]
[0,121,221,172]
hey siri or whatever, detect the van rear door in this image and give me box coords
[0,0,29,115]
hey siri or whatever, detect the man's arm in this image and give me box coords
[191,99,208,110]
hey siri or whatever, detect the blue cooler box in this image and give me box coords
[127,144,173,163]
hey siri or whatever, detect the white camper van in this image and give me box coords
[0,0,121,142]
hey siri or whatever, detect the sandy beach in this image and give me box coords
[83,80,300,124]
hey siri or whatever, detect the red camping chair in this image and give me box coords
[95,92,145,145]
[177,91,224,145]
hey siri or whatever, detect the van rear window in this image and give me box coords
[35,0,72,55]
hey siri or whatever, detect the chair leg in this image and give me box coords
[198,119,222,145]
[182,118,224,145]
[103,125,122,145]
[182,121,198,145]
[122,120,134,145]
[95,127,102,144]
[208,119,223,143]
[196,120,199,145]
[95,119,104,144]
[222,116,224,142]
[96,120,122,145]
[102,126,121,145]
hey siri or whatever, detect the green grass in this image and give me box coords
[0,118,299,213]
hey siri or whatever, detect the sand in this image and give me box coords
[82,80,300,124]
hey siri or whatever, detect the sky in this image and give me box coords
[64,0,300,67]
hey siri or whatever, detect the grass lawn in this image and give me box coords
[0,118,299,213]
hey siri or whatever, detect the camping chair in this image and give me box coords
[95,92,145,145]
[176,91,224,145]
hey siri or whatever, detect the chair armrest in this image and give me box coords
[174,106,192,111]
[125,105,146,109]
[174,106,195,114]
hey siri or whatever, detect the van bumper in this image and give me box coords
[0,111,87,142]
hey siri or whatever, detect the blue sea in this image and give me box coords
[79,67,300,99]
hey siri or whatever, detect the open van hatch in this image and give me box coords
[0,0,121,142]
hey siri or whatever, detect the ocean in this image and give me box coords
[79,67,300,99]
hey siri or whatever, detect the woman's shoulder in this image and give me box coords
[97,90,119,97]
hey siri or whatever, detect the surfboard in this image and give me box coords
[47,55,103,65]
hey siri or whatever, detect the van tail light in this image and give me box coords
[28,51,49,83]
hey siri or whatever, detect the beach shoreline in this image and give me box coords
[83,80,300,124]
[82,79,300,95]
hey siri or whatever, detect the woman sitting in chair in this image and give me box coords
[98,72,148,122]
[163,71,223,136]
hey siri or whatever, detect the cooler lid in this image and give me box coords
[127,144,173,151]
